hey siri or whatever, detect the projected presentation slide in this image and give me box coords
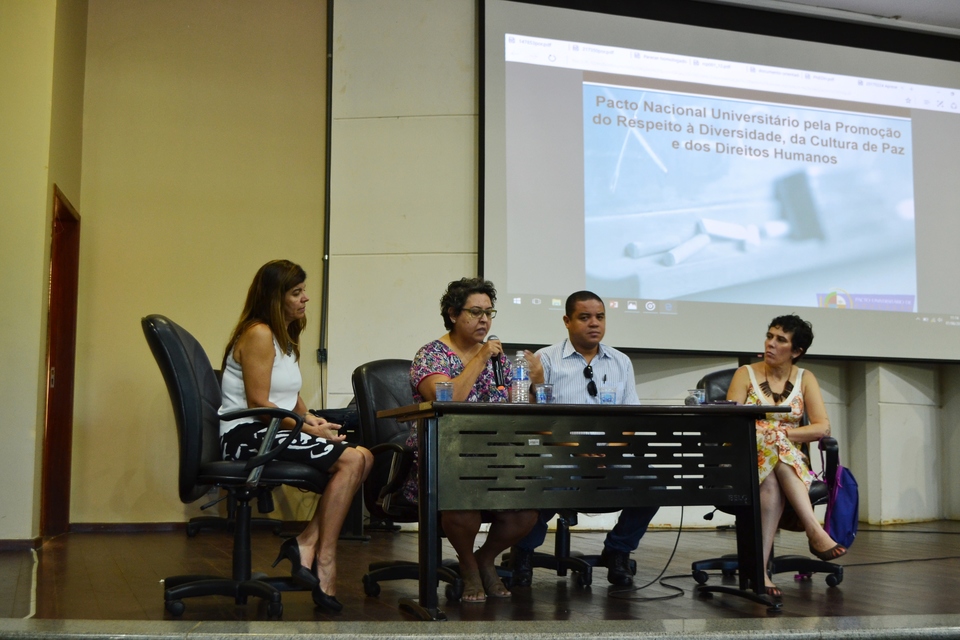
[483,0,960,359]
[582,80,916,310]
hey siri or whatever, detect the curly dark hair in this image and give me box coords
[769,314,814,362]
[440,277,497,331]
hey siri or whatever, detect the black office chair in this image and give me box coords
[351,359,463,601]
[690,368,843,588]
[142,314,329,617]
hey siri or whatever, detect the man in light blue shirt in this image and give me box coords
[512,291,659,586]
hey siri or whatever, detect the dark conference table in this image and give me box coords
[379,401,780,620]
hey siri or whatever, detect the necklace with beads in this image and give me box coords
[760,369,793,403]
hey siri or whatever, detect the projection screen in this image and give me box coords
[481,0,960,361]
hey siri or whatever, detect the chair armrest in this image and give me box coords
[370,442,414,502]
[218,407,305,479]
[369,442,407,457]
[820,436,839,487]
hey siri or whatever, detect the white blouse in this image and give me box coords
[219,337,301,437]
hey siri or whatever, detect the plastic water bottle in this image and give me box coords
[512,351,529,403]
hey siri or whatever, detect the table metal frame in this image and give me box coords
[378,402,780,620]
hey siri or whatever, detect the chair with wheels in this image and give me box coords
[351,359,465,602]
[690,367,843,589]
[142,314,329,618]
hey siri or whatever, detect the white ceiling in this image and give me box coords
[707,0,960,35]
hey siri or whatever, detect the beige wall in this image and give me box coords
[49,0,88,209]
[0,0,58,541]
[45,0,90,535]
[72,0,328,524]
[327,0,479,409]
[0,0,87,541]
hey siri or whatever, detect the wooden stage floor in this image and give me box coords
[3,519,960,637]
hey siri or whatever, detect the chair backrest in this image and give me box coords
[351,359,415,516]
[142,314,222,504]
[699,368,737,402]
[352,359,415,445]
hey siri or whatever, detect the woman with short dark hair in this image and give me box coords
[405,277,537,602]
[727,314,846,600]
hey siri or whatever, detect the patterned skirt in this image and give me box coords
[756,423,812,488]
[221,422,347,473]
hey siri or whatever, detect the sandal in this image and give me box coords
[809,542,848,561]
[763,584,783,600]
[460,568,487,603]
[480,566,511,598]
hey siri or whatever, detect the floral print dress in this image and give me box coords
[745,366,812,488]
[401,339,512,503]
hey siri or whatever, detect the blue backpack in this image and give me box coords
[823,457,859,549]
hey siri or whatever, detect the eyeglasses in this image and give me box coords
[462,307,497,319]
[583,365,597,397]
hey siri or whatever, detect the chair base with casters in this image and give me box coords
[692,550,843,588]
[161,474,327,618]
[352,438,467,602]
[690,439,845,593]
[692,548,840,611]
[500,511,636,588]
[163,486,302,618]
[359,491,463,601]
[360,540,518,601]
[160,470,329,618]
[357,491,513,601]
[362,558,464,602]
[770,554,843,587]
[363,558,513,604]
[688,514,782,611]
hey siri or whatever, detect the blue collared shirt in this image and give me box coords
[536,339,640,405]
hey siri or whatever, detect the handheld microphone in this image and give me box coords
[487,334,506,390]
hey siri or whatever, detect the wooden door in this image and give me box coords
[41,185,81,537]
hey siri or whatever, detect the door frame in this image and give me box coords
[40,185,81,537]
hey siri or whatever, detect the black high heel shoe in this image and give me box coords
[312,584,343,613]
[272,538,319,588]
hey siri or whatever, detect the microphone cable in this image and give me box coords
[608,507,686,601]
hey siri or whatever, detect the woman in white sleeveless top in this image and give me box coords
[726,314,847,599]
[219,260,373,612]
